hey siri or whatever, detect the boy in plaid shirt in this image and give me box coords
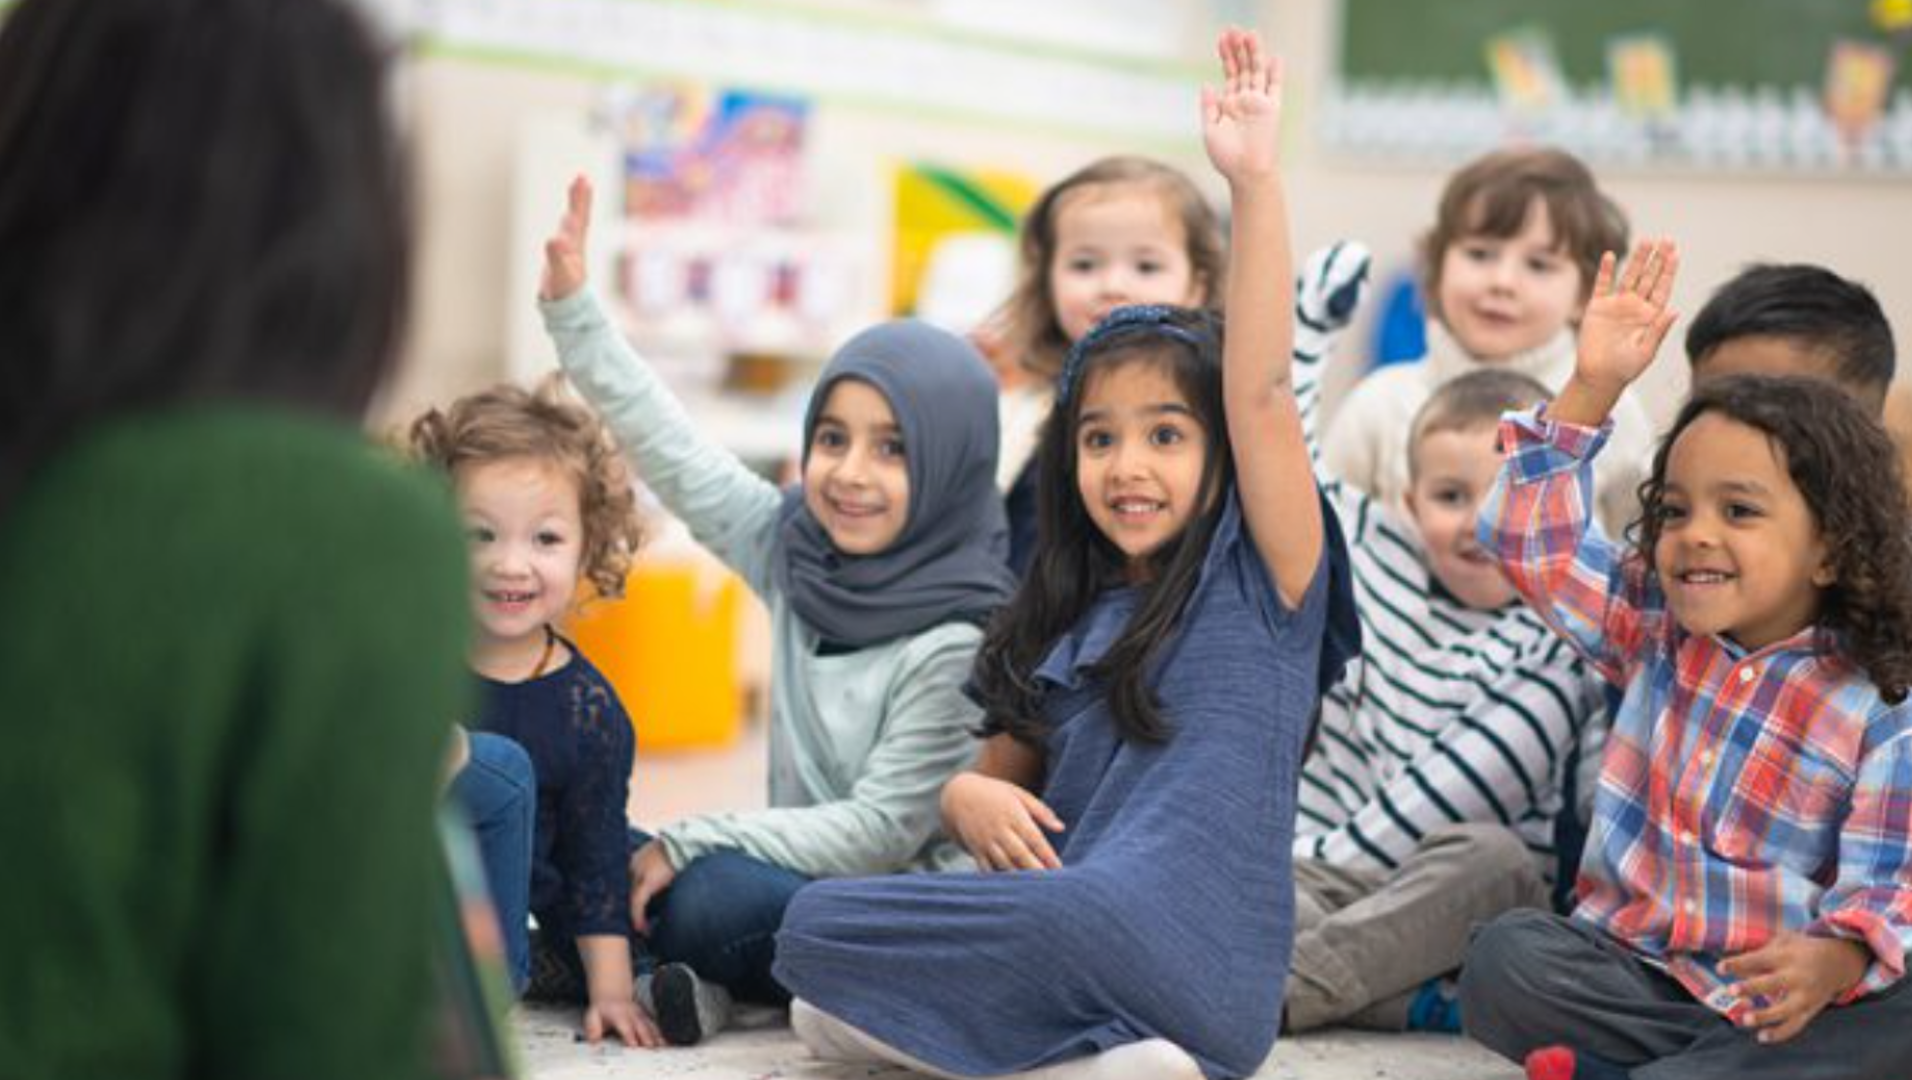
[1459,239,1912,1080]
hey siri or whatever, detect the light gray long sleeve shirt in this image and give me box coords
[542,289,980,877]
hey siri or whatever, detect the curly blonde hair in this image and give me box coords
[407,375,643,600]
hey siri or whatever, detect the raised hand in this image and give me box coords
[1574,238,1680,396]
[1201,27,1283,186]
[540,174,593,302]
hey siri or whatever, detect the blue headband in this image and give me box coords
[1056,304,1208,408]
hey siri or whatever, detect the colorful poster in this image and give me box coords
[1607,33,1679,122]
[1484,27,1566,114]
[618,86,810,224]
[1825,39,1896,140]
[890,163,1037,317]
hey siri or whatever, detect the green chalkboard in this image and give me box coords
[1341,0,1909,93]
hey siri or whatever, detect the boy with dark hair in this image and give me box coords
[1686,263,1896,414]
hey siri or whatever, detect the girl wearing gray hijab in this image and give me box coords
[536,177,1014,1046]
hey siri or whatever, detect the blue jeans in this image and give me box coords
[451,731,535,994]
[643,845,810,1004]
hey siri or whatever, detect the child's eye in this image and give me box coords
[813,428,847,451]
[1526,255,1564,275]
[536,530,568,547]
[879,437,906,459]
[1656,503,1689,524]
[1149,424,1184,447]
[1724,502,1763,521]
[1080,429,1113,451]
[466,525,495,544]
[1462,243,1496,263]
[1433,486,1469,507]
[1136,259,1164,276]
[1065,256,1098,274]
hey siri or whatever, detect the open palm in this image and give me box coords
[539,174,593,302]
[1202,28,1283,183]
[1576,239,1679,391]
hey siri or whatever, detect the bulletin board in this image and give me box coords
[1327,0,1912,172]
[1341,0,1908,94]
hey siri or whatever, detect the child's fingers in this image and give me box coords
[583,1008,605,1045]
[1591,251,1618,298]
[1647,242,1680,307]
[1018,790,1066,832]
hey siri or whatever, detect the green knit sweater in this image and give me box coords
[0,407,473,1080]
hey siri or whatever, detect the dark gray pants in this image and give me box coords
[1459,908,1912,1080]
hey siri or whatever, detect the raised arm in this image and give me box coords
[1548,239,1681,427]
[537,177,785,589]
[1204,28,1320,607]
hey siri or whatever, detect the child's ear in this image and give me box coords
[1811,558,1838,589]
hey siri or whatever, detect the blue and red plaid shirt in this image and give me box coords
[1482,407,1912,1014]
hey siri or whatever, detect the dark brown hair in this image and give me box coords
[408,378,644,601]
[1635,374,1912,702]
[998,156,1225,380]
[1421,147,1627,318]
[0,0,410,513]
[972,308,1231,745]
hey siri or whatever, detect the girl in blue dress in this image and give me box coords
[773,29,1359,1080]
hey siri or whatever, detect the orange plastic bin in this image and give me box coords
[567,561,744,752]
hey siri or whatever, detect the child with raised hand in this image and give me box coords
[1459,241,1912,1080]
[409,381,655,1048]
[538,178,1015,1045]
[994,155,1226,574]
[1323,147,1654,536]
[1281,250,1605,1032]
[772,29,1360,1080]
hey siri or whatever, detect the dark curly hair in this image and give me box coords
[1634,374,1912,702]
[971,306,1230,745]
[407,376,644,601]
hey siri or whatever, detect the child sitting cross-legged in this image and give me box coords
[1280,244,1605,1035]
[1459,240,1912,1080]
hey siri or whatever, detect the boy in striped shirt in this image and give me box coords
[1282,244,1606,1033]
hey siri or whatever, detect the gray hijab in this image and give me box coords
[776,319,1015,647]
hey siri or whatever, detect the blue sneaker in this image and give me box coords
[1404,976,1463,1034]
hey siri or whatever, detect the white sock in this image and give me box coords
[1012,1039,1203,1080]
[789,1000,1201,1080]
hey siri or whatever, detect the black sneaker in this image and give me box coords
[644,962,732,1046]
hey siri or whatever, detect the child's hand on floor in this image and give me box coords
[540,175,592,302]
[584,995,664,1049]
[1572,239,1680,399]
[1720,930,1870,1044]
[941,772,1065,871]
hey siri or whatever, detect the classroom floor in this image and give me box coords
[514,720,1521,1079]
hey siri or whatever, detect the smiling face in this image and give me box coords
[1404,421,1517,610]
[1074,357,1210,580]
[458,456,585,661]
[1048,182,1206,346]
[1436,199,1586,361]
[1652,412,1833,650]
[803,377,911,556]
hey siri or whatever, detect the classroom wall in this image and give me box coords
[386,0,1912,436]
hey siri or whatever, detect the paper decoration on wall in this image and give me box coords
[1484,28,1567,114]
[615,86,810,225]
[1607,34,1679,123]
[889,164,1037,318]
[1825,39,1897,141]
